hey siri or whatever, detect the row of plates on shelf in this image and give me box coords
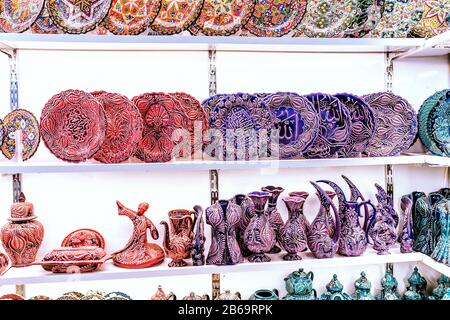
[0,1,448,38]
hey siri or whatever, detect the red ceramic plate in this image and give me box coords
[0,0,45,33]
[61,228,106,249]
[40,90,107,163]
[151,0,204,35]
[91,91,143,164]
[0,294,24,300]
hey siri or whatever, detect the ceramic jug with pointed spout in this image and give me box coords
[261,186,284,254]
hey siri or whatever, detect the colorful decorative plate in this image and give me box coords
[304,93,352,159]
[29,295,51,300]
[411,0,450,38]
[189,0,256,36]
[62,228,106,249]
[0,0,44,33]
[105,291,132,300]
[244,0,307,37]
[31,5,62,34]
[1,109,40,161]
[102,0,161,35]
[344,0,385,37]
[362,92,418,157]
[335,93,376,158]
[206,93,274,160]
[48,0,112,34]
[91,91,143,164]
[369,0,424,38]
[132,92,187,163]
[40,90,107,163]
[294,0,359,37]
[201,94,226,116]
[259,92,319,159]
[151,0,203,35]
[0,118,3,147]
[431,92,450,156]
[0,294,24,300]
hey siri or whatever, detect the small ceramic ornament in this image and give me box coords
[403,267,427,300]
[352,272,374,300]
[283,269,317,300]
[376,268,401,300]
[321,274,352,300]
[151,285,176,300]
[249,289,279,300]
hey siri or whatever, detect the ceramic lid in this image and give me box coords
[354,272,371,291]
[326,274,344,293]
[9,193,37,221]
[408,267,427,288]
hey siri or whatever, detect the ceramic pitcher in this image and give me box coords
[279,196,308,260]
[261,186,285,254]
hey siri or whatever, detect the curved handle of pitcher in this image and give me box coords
[312,289,317,299]
[307,271,314,281]
[360,200,377,244]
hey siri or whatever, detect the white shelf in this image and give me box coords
[421,255,450,277]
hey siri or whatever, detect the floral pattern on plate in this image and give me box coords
[344,0,385,37]
[0,0,44,32]
[151,0,203,35]
[31,5,62,34]
[411,0,450,38]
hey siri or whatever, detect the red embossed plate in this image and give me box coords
[151,0,204,35]
[40,90,107,163]
[102,0,162,35]
[0,0,44,33]
[91,91,143,164]
[189,0,256,36]
[62,228,106,249]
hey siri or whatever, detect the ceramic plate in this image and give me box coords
[411,0,450,38]
[62,228,106,249]
[344,0,385,37]
[362,92,418,157]
[294,0,359,37]
[0,118,3,147]
[40,90,107,162]
[189,0,255,36]
[0,0,44,33]
[304,93,352,159]
[0,252,11,276]
[102,0,161,35]
[335,93,376,158]
[0,294,24,300]
[48,0,112,34]
[370,0,424,38]
[31,5,62,34]
[244,0,307,37]
[29,296,51,300]
[1,109,40,161]
[151,0,203,35]
[431,91,450,156]
[91,91,143,164]
[105,291,132,300]
[259,92,319,159]
[201,94,227,116]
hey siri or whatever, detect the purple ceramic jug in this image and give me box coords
[261,186,285,254]
[279,196,308,260]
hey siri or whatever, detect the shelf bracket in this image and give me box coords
[208,49,217,97]
[15,284,25,298]
[211,273,220,300]
[385,164,394,202]
[385,52,393,93]
[209,169,219,205]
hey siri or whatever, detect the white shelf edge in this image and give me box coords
[421,255,450,277]
[394,30,450,59]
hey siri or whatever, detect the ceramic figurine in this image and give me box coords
[307,182,340,259]
[1,193,44,266]
[40,246,108,273]
[151,285,176,300]
[112,201,165,268]
[191,205,206,266]
[429,275,450,300]
[399,195,414,253]
[230,194,255,257]
[206,200,243,265]
[261,186,285,254]
[403,267,427,300]
[279,196,308,260]
[321,274,352,300]
[244,191,276,263]
[352,272,374,300]
[161,209,196,267]
[215,290,241,300]
[283,268,317,300]
[431,199,450,266]
[0,252,11,276]
[183,292,210,300]
[376,268,401,300]
[249,289,279,300]
[413,192,441,255]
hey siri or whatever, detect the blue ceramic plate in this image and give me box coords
[431,91,450,156]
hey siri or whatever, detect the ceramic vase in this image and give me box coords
[403,267,427,300]
[376,268,401,300]
[230,194,255,257]
[352,272,374,300]
[249,289,279,300]
[191,205,206,266]
[431,200,450,266]
[261,186,285,254]
[399,195,414,253]
[321,275,352,300]
[279,196,308,260]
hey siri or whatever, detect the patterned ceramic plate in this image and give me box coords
[304,93,352,159]
[62,228,106,249]
[189,0,256,36]
[294,0,359,37]
[0,0,44,33]
[259,92,319,159]
[369,0,424,38]
[0,294,24,300]
[362,92,418,157]
[411,0,450,38]
[344,0,385,37]
[335,93,376,158]
[102,0,161,35]
[201,94,227,116]
[29,295,51,300]
[431,91,450,156]
[151,0,203,35]
[31,5,62,34]
[40,90,107,162]
[244,0,307,37]
[48,0,112,34]
[91,91,143,164]
[0,118,3,147]
[1,109,40,161]
[105,291,132,300]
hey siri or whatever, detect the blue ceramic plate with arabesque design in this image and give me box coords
[431,91,450,156]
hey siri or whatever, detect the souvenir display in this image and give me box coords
[352,272,374,300]
[0,294,25,300]
[403,267,427,300]
[0,0,44,33]
[362,92,418,157]
[48,0,113,34]
[161,208,196,267]
[429,275,450,300]
[259,92,319,159]
[370,0,424,37]
[283,268,317,300]
[191,205,206,266]
[261,185,284,253]
[183,292,210,300]
[151,0,203,35]
[304,93,352,159]
[375,268,401,300]
[431,199,450,266]
[31,6,62,34]
[0,251,11,276]
[61,228,106,249]
[112,201,165,268]
[249,289,279,300]
[321,274,352,300]
[205,200,243,265]
[189,0,255,36]
[215,290,241,300]
[399,195,414,253]
[334,93,376,158]
[1,193,44,267]
[344,0,385,38]
[230,194,255,257]
[294,0,360,38]
[1,109,40,161]
[105,291,132,300]
[244,0,307,37]
[91,91,143,164]
[102,0,162,35]
[411,0,450,38]
[39,246,108,273]
[151,285,176,300]
[41,90,107,162]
